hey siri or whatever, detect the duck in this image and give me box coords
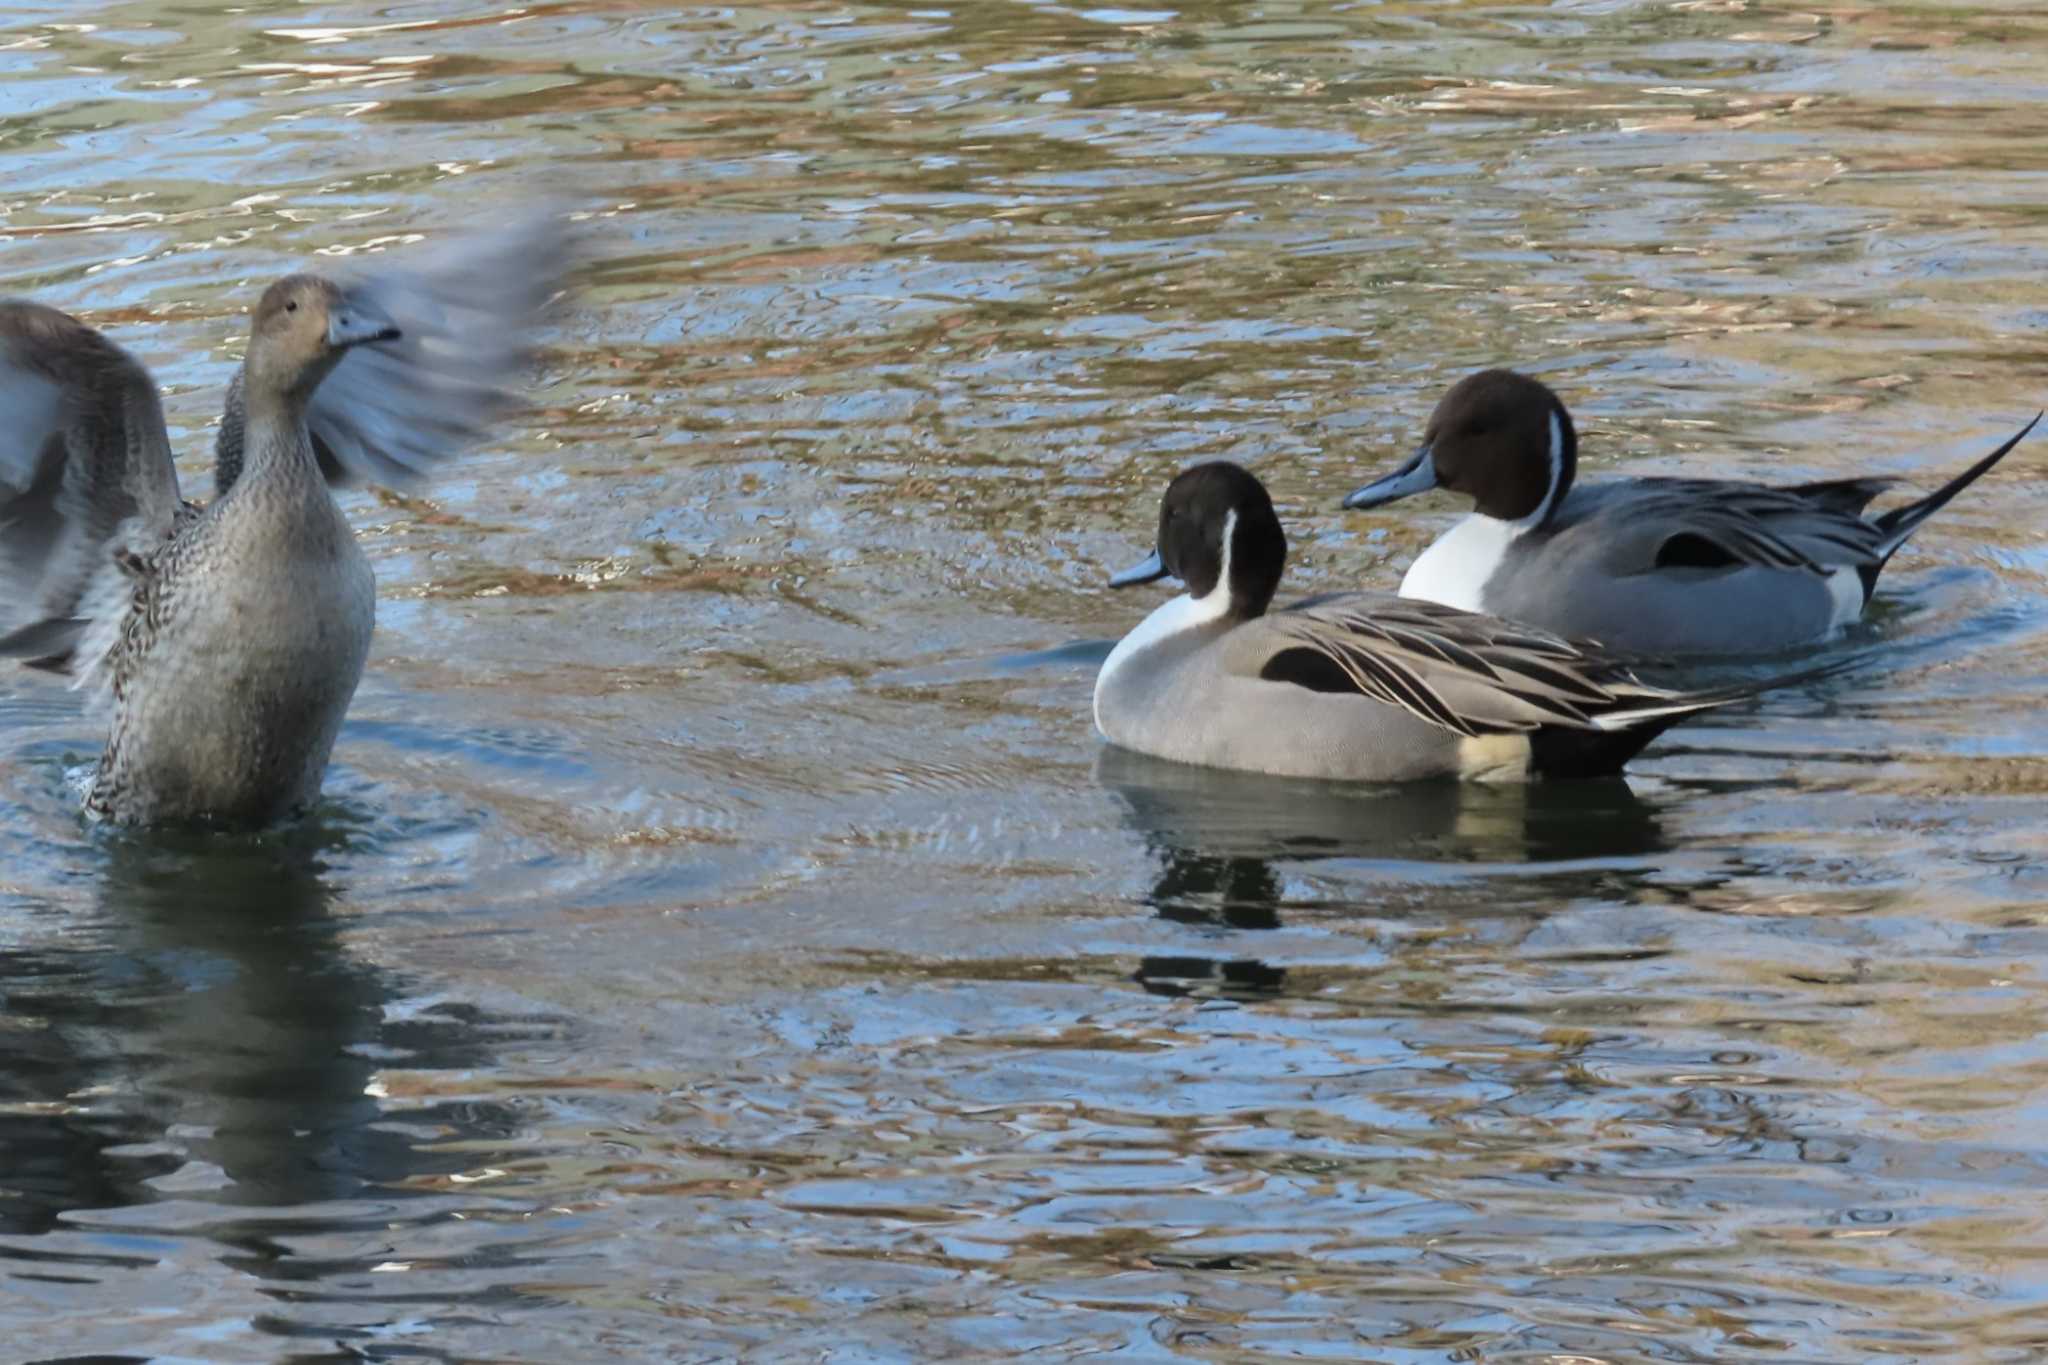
[1341,369,2038,655]
[0,212,572,827]
[1097,461,1808,782]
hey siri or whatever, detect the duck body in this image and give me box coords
[1346,369,2037,657]
[1097,462,1799,784]
[1404,479,1867,655]
[84,442,376,825]
[1097,590,1570,782]
[0,213,571,828]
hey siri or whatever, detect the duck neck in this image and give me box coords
[234,380,325,494]
[1103,581,1237,674]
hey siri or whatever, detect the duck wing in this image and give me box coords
[0,302,184,663]
[1251,595,1744,738]
[1584,477,1894,576]
[214,208,577,495]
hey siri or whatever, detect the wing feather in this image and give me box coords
[1258,595,1687,738]
[1618,477,1890,576]
[0,301,181,644]
[215,207,580,495]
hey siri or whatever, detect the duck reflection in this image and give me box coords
[0,825,540,1240]
[1096,746,1671,998]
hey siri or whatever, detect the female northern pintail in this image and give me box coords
[0,213,572,827]
[1342,369,2038,655]
[1097,461,1799,782]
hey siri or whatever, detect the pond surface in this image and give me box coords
[2,1,2047,1359]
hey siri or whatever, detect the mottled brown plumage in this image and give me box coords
[0,213,573,826]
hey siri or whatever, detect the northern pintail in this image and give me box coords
[1342,369,2038,655]
[1097,461,1801,782]
[0,213,572,827]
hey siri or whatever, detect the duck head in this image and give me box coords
[243,273,401,403]
[1109,461,1287,619]
[1343,369,1578,525]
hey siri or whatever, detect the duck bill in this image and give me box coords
[328,291,403,348]
[1108,549,1171,589]
[1342,445,1438,510]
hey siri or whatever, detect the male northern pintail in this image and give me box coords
[1342,369,2038,655]
[0,212,572,827]
[1097,461,1804,782]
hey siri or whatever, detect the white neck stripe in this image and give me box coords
[1513,409,1565,531]
[1211,507,1237,605]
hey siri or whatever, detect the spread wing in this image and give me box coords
[1252,596,1709,738]
[1593,476,1895,576]
[0,301,183,654]
[214,208,578,495]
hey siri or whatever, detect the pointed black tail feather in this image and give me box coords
[1862,412,2042,597]
[1530,654,1862,779]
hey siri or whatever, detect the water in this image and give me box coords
[2,1,2047,1359]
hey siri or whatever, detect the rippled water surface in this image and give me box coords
[3,1,2048,1359]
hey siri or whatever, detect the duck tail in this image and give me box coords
[1862,412,2041,594]
[1527,708,1696,779]
[1530,656,1856,779]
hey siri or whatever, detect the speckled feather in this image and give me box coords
[0,212,573,826]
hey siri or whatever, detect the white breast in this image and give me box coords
[1399,513,1520,613]
[1095,587,1232,736]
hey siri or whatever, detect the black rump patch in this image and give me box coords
[1529,714,1685,779]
